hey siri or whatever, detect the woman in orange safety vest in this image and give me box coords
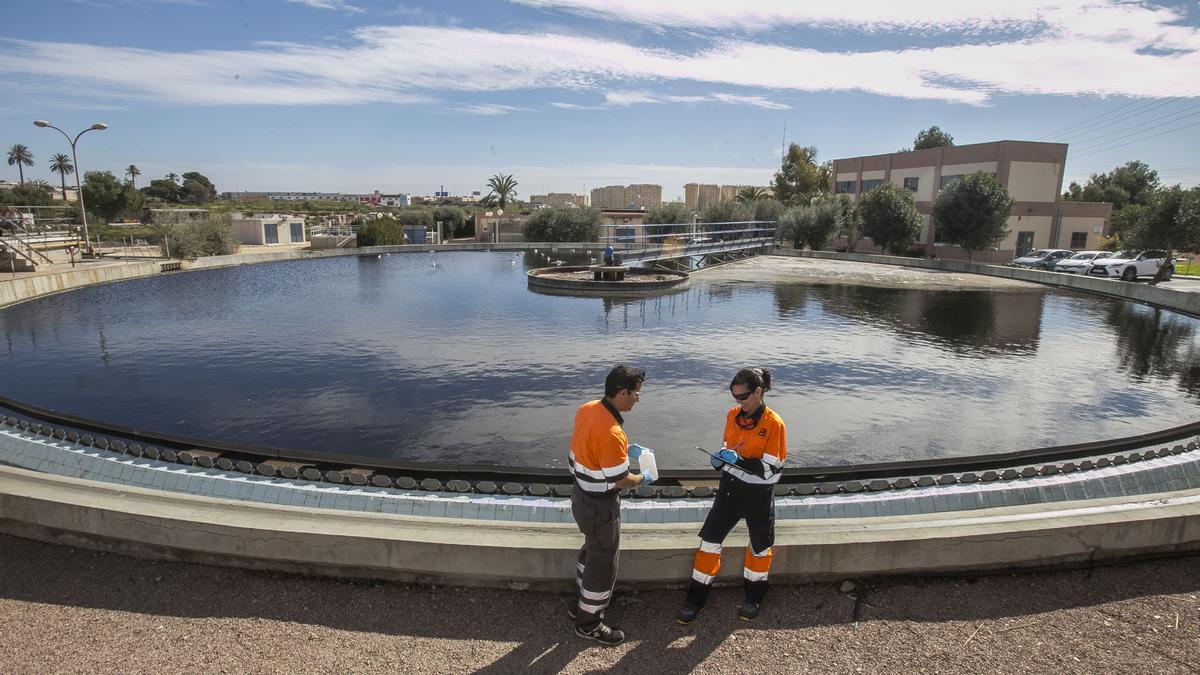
[676,367,786,624]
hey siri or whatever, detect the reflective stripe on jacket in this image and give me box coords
[568,399,629,495]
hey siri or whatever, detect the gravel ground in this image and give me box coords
[699,256,1041,291]
[0,534,1197,674]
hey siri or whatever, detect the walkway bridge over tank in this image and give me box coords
[600,220,777,272]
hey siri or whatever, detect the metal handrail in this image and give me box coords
[0,228,55,266]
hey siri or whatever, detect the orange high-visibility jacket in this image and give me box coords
[720,404,787,487]
[568,399,630,495]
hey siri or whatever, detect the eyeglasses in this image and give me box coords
[627,389,641,398]
[731,390,754,401]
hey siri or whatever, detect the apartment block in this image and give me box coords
[530,192,588,207]
[685,184,762,210]
[684,183,721,210]
[590,184,663,209]
[830,140,1112,262]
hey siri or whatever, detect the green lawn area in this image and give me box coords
[1173,258,1200,276]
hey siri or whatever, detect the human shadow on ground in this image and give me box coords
[1,534,1198,672]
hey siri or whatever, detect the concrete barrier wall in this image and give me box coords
[3,464,1199,588]
[0,262,163,309]
[773,249,1200,317]
[0,243,607,309]
[183,242,606,271]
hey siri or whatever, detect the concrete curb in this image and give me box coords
[3,464,1200,588]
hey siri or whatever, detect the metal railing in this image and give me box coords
[600,220,777,265]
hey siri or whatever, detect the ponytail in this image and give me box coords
[731,367,771,393]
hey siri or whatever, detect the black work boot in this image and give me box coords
[675,604,704,625]
[738,601,761,621]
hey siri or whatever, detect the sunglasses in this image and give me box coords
[731,390,754,401]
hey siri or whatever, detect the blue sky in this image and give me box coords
[2,0,1199,200]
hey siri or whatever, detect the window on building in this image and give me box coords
[939,174,962,189]
[290,222,304,242]
[860,179,884,193]
[1069,232,1088,249]
[264,223,279,244]
[835,180,856,194]
[903,177,919,192]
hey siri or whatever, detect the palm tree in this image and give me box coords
[166,172,179,184]
[125,164,141,188]
[7,144,34,185]
[50,153,74,201]
[736,186,768,203]
[486,173,518,209]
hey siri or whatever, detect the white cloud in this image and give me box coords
[709,93,791,110]
[603,90,660,107]
[287,0,363,12]
[458,103,534,115]
[507,0,1195,47]
[550,101,607,110]
[0,8,1196,109]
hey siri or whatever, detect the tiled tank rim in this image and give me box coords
[4,414,1197,500]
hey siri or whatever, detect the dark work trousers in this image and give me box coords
[571,488,621,628]
[686,502,775,608]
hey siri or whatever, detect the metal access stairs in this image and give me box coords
[1,207,79,272]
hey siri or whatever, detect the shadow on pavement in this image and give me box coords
[0,533,1198,671]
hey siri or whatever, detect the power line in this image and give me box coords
[1040,97,1151,139]
[1068,104,1200,150]
[1068,119,1200,159]
[1041,86,1198,141]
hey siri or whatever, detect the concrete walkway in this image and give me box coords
[0,534,1196,673]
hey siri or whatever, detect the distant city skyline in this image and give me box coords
[3,1,1198,198]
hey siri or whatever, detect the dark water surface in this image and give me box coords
[3,252,1199,469]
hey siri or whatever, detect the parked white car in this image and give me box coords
[1054,250,1112,274]
[1087,250,1173,281]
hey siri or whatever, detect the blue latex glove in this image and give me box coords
[710,449,738,470]
[641,466,656,484]
[627,443,651,459]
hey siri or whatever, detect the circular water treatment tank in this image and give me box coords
[2,252,1199,471]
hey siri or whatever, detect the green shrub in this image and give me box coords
[699,200,754,223]
[355,216,404,246]
[779,202,840,250]
[522,205,601,242]
[155,212,235,259]
[858,183,923,255]
[644,202,693,224]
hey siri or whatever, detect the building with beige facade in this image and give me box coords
[530,192,588,207]
[590,184,662,209]
[684,183,721,210]
[831,140,1111,262]
[685,184,767,210]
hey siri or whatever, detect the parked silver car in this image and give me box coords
[1011,249,1074,270]
[1054,250,1112,274]
[1087,250,1173,281]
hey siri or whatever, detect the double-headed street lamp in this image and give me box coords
[33,120,108,255]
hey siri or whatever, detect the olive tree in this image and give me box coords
[779,202,840,250]
[932,171,1014,260]
[834,195,863,252]
[522,205,601,242]
[699,200,753,224]
[858,182,923,255]
[1127,186,1200,285]
[354,216,403,246]
[155,212,235,259]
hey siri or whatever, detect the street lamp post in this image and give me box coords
[33,120,108,256]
